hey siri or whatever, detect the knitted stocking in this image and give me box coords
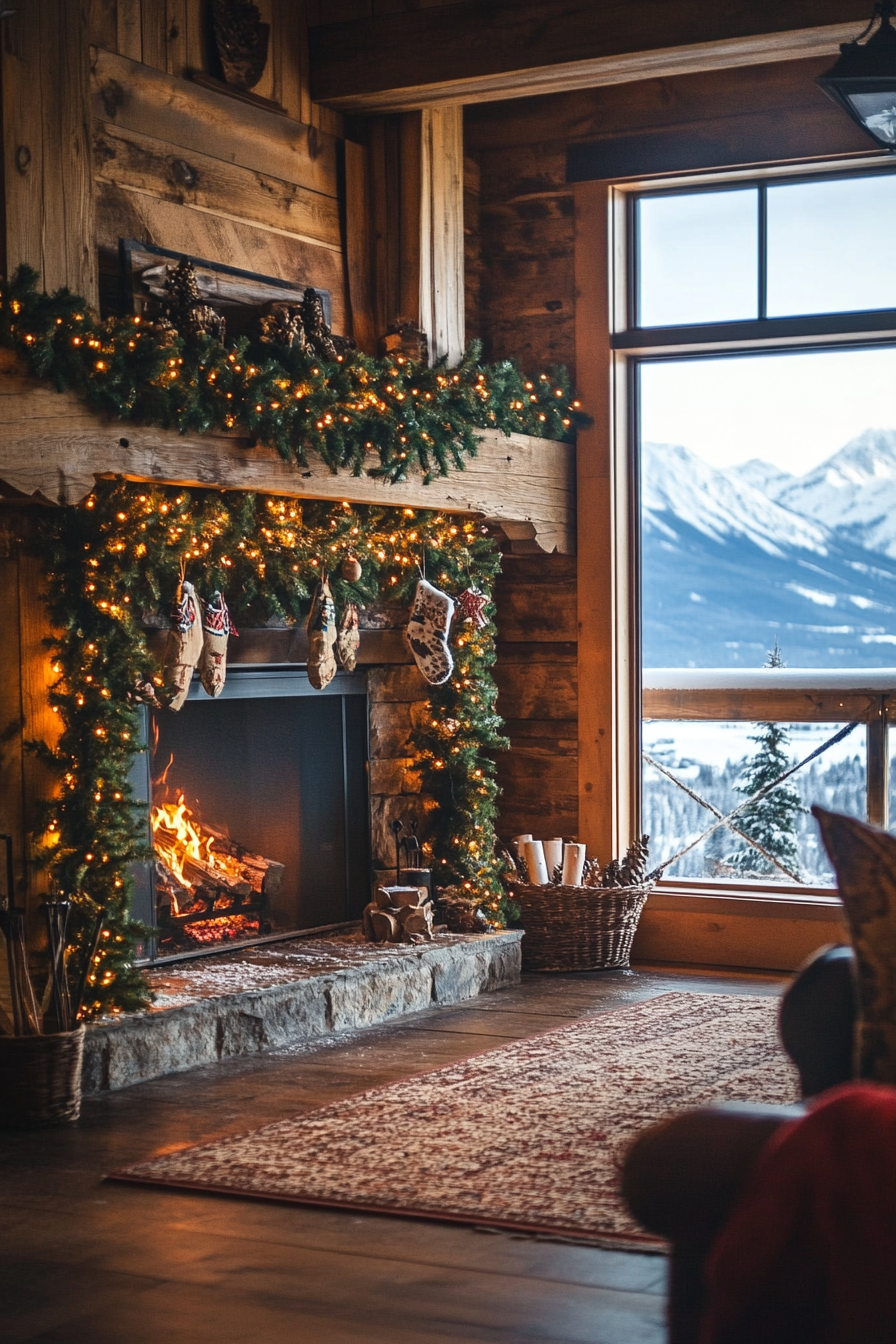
[306,576,337,690]
[164,580,203,711]
[336,601,360,672]
[406,579,455,686]
[199,591,237,699]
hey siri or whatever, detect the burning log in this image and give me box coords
[151,793,284,937]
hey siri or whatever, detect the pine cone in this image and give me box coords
[164,258,202,309]
[162,259,226,342]
[601,858,623,889]
[259,302,306,349]
[301,287,338,360]
[184,303,226,341]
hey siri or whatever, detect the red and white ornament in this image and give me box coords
[456,587,489,629]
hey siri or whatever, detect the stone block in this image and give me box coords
[368,700,412,756]
[369,756,423,795]
[370,793,435,867]
[368,663,429,703]
[82,932,522,1093]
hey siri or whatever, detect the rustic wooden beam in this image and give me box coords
[308,1,869,112]
[420,106,464,365]
[0,366,575,554]
[642,688,891,723]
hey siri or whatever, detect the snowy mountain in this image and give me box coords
[642,440,896,668]
[731,458,795,497]
[643,442,829,558]
[771,429,896,559]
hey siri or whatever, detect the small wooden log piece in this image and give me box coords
[369,909,401,943]
[361,901,377,940]
[400,906,434,940]
[377,885,426,908]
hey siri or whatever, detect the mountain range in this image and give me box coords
[642,429,896,668]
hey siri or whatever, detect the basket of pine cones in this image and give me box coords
[507,836,653,972]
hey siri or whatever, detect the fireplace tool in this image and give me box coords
[399,820,432,901]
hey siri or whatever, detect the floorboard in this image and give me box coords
[0,964,787,1344]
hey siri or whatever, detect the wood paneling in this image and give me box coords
[94,181,348,330]
[93,120,342,251]
[344,140,377,353]
[494,555,578,843]
[90,47,339,198]
[308,0,869,110]
[2,1,98,305]
[367,113,422,337]
[633,889,847,971]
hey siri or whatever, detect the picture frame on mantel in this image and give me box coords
[117,239,332,340]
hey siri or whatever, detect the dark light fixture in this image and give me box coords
[818,1,896,150]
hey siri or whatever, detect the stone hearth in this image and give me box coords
[82,930,523,1093]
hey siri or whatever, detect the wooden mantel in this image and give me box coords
[0,366,575,554]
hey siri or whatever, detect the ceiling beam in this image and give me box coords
[308,1,871,112]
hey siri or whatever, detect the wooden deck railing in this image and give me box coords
[643,668,896,829]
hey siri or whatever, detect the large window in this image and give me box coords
[621,166,896,891]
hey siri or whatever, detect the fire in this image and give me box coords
[151,794,242,915]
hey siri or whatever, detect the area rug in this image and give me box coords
[110,991,799,1249]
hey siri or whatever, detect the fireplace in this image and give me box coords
[130,667,370,960]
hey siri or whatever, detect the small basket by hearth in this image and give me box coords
[507,834,653,972]
[510,880,653,972]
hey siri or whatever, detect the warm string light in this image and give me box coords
[1,267,586,491]
[38,482,511,1015]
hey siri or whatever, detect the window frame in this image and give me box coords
[616,156,896,897]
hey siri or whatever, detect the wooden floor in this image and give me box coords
[0,963,785,1344]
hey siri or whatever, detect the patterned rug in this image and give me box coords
[111,991,799,1249]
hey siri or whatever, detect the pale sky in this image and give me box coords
[640,347,896,476]
[638,174,896,476]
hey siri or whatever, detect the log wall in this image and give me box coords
[494,555,578,845]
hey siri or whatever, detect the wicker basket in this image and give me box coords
[0,1024,85,1127]
[511,882,653,972]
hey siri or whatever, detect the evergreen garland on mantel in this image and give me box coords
[36,483,509,1018]
[0,267,586,483]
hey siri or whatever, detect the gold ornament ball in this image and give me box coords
[341,555,363,582]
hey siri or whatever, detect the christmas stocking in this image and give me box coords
[406,579,455,686]
[164,580,203,711]
[306,576,337,689]
[199,591,237,699]
[336,601,360,672]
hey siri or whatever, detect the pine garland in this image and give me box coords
[37,482,510,1017]
[0,266,587,483]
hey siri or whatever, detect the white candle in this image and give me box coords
[522,840,550,886]
[562,842,586,886]
[542,838,564,878]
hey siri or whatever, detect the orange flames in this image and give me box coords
[151,794,242,915]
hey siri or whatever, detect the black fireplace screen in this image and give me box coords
[130,669,370,960]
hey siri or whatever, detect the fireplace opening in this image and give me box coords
[131,668,370,960]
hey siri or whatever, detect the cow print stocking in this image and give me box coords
[406,579,455,686]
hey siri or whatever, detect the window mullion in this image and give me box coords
[758,183,768,322]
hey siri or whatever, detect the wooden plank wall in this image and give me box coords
[86,1,352,333]
[493,555,578,846]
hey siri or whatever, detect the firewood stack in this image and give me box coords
[362,886,437,944]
